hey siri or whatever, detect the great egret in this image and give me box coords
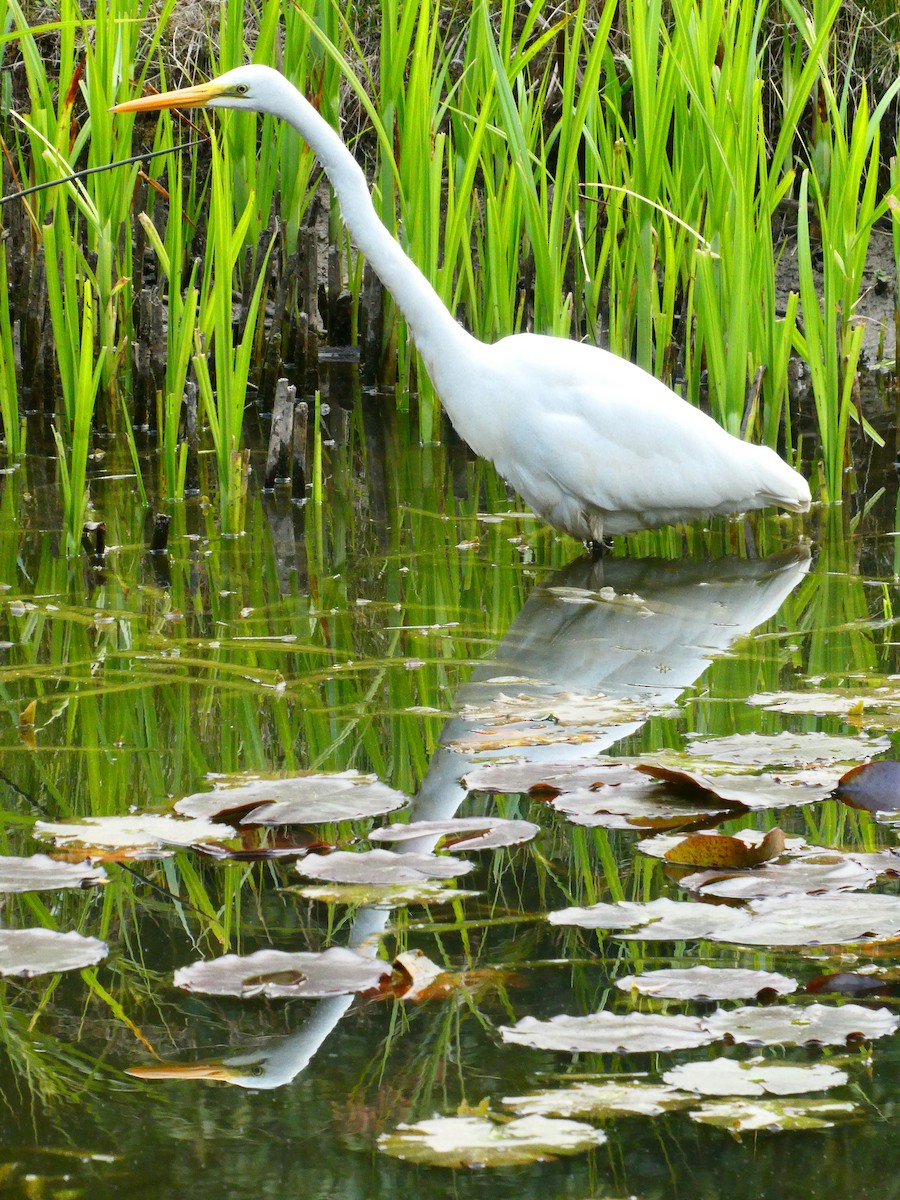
[113,65,811,544]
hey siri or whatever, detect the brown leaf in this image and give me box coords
[664,827,786,868]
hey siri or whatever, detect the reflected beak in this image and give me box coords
[110,82,227,114]
[127,1060,246,1083]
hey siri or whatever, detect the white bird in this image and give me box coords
[113,65,811,546]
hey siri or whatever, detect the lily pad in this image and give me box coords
[294,849,472,885]
[748,690,900,718]
[0,854,106,892]
[295,882,478,906]
[678,856,876,900]
[175,770,408,824]
[500,1010,714,1054]
[458,691,649,729]
[33,813,231,853]
[616,966,797,1001]
[721,892,900,946]
[552,766,738,831]
[378,1113,606,1168]
[549,897,749,940]
[689,1097,859,1132]
[664,828,786,868]
[503,1080,693,1119]
[663,1057,847,1096]
[0,929,107,976]
[702,1003,898,1046]
[685,731,888,768]
[640,828,809,862]
[173,947,389,999]
[368,817,539,851]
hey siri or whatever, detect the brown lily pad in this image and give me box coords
[664,827,786,868]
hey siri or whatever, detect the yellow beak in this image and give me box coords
[126,1060,245,1083]
[111,82,226,114]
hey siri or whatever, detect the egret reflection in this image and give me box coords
[129,547,809,1088]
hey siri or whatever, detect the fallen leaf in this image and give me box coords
[664,827,786,868]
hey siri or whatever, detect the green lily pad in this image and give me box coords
[378,1113,606,1167]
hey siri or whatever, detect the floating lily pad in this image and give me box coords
[294,882,477,906]
[549,897,748,940]
[639,829,809,862]
[702,1003,898,1046]
[552,766,738,832]
[748,690,900,718]
[689,1097,859,1131]
[465,761,624,796]
[458,691,649,729]
[176,770,408,824]
[503,1080,693,1119]
[664,828,785,868]
[616,966,797,1001]
[0,854,106,892]
[678,856,875,900]
[685,732,888,768]
[368,817,539,851]
[552,890,900,946]
[378,1113,606,1168]
[500,1011,714,1054]
[33,814,232,853]
[663,1057,847,1096]
[721,892,900,946]
[294,849,472,885]
[173,947,389,999]
[0,929,107,976]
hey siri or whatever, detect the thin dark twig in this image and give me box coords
[0,139,204,206]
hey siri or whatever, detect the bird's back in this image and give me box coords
[443,333,810,541]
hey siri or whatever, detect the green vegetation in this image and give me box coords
[0,0,897,533]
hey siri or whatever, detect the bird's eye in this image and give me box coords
[236,84,249,95]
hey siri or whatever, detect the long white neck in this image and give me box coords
[266,79,478,375]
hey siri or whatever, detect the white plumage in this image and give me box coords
[113,65,811,541]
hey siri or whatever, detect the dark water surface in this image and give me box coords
[0,385,898,1198]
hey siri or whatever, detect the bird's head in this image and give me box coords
[111,64,288,116]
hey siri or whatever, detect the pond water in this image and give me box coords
[0,379,899,1199]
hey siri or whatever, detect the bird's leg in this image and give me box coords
[589,538,610,561]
